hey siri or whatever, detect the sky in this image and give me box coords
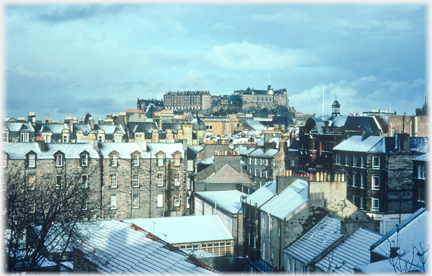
[4,4,427,122]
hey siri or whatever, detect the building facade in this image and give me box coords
[163,91,212,111]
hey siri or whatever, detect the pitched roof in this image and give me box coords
[131,215,233,245]
[367,208,428,273]
[5,121,35,132]
[245,120,267,131]
[248,148,279,158]
[413,152,428,162]
[146,142,184,158]
[98,142,147,159]
[315,227,382,274]
[260,179,309,220]
[245,180,276,207]
[195,190,246,214]
[75,220,218,274]
[203,164,251,184]
[284,216,342,266]
[3,142,99,159]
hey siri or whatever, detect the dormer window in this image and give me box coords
[2,155,7,168]
[133,155,139,166]
[20,133,29,142]
[81,154,89,167]
[55,154,63,167]
[63,135,69,143]
[28,154,36,168]
[111,155,118,167]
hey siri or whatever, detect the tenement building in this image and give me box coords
[3,140,191,221]
[163,91,212,111]
[332,133,428,234]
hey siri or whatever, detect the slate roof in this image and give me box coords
[127,121,158,133]
[413,152,428,162]
[284,216,342,266]
[5,121,35,132]
[132,215,233,245]
[245,120,267,131]
[98,142,147,159]
[333,135,428,154]
[35,122,68,135]
[233,146,256,155]
[75,220,218,274]
[187,145,205,160]
[161,122,183,132]
[203,164,252,184]
[315,227,382,274]
[248,148,279,158]
[245,180,276,207]
[343,116,382,133]
[3,142,99,159]
[94,124,126,134]
[147,142,184,158]
[195,190,246,214]
[196,156,215,166]
[367,207,428,273]
[260,179,309,220]
[73,124,92,135]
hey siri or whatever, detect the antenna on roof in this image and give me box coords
[322,87,325,116]
[162,233,167,241]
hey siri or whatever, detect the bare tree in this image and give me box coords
[4,162,99,271]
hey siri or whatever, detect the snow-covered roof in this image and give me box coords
[315,227,382,274]
[413,152,428,162]
[195,190,246,214]
[333,136,385,153]
[248,148,279,158]
[3,142,99,159]
[242,130,262,137]
[367,207,428,273]
[74,220,218,274]
[245,180,276,207]
[203,164,251,184]
[245,120,267,130]
[132,215,233,245]
[147,142,185,158]
[197,156,215,166]
[98,142,148,159]
[284,216,342,266]
[94,124,126,134]
[260,179,309,220]
[233,146,256,155]
[5,121,35,132]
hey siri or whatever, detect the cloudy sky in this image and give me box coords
[5,4,427,121]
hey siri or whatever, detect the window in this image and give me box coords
[360,197,364,209]
[174,174,180,186]
[255,158,257,165]
[28,154,35,168]
[28,176,35,190]
[372,176,380,190]
[157,154,163,167]
[111,174,117,188]
[81,154,88,167]
[114,135,122,143]
[352,195,356,205]
[111,155,118,167]
[98,135,104,143]
[82,175,88,188]
[133,194,139,208]
[56,175,62,189]
[187,197,191,208]
[43,134,51,143]
[157,194,163,207]
[3,132,8,142]
[372,198,379,211]
[345,155,349,166]
[353,155,357,166]
[360,175,365,188]
[361,156,364,167]
[418,164,425,179]
[158,174,163,186]
[291,160,295,167]
[133,155,139,166]
[55,154,63,167]
[2,155,7,168]
[372,156,380,169]
[174,154,180,166]
[249,158,252,164]
[174,194,180,206]
[111,195,117,209]
[132,173,139,187]
[20,132,29,142]
[62,135,69,143]
[418,187,425,202]
[352,174,356,187]
[187,178,191,189]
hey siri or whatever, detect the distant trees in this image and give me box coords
[4,163,98,271]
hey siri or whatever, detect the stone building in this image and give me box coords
[332,133,428,234]
[242,176,367,272]
[3,140,191,221]
[136,98,164,111]
[412,152,427,212]
[163,91,212,111]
